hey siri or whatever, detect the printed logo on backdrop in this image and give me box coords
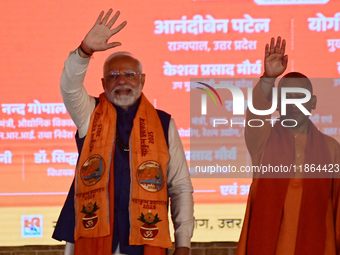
[21,215,43,238]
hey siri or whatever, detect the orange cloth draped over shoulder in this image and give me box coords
[246,121,332,255]
[73,93,172,255]
[236,82,340,255]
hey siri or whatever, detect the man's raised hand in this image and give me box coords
[263,37,288,78]
[82,9,127,53]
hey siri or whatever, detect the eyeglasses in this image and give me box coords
[104,71,141,82]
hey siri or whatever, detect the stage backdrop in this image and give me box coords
[1,0,340,246]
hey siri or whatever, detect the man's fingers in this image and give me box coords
[282,55,288,68]
[107,11,121,29]
[104,42,122,50]
[270,37,275,54]
[101,9,113,25]
[281,39,286,56]
[275,36,281,53]
[111,21,127,35]
[95,11,104,25]
[265,44,269,58]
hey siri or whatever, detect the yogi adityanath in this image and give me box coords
[236,37,340,255]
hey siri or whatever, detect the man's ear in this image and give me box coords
[141,74,146,89]
[311,95,317,110]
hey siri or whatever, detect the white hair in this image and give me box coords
[103,51,143,74]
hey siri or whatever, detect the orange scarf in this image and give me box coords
[74,93,172,255]
[247,121,332,255]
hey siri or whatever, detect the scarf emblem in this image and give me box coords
[81,201,100,230]
[137,161,163,192]
[138,210,162,240]
[81,155,105,186]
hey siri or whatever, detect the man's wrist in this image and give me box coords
[78,41,94,58]
[78,47,92,58]
[174,247,190,255]
[260,73,276,85]
[72,48,91,65]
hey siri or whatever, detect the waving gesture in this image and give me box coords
[82,9,127,53]
[264,37,288,78]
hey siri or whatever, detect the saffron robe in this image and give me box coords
[236,82,340,255]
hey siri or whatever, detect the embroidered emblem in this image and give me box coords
[81,201,100,230]
[138,210,161,240]
[137,161,163,192]
[81,155,105,186]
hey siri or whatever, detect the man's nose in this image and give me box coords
[116,73,127,84]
